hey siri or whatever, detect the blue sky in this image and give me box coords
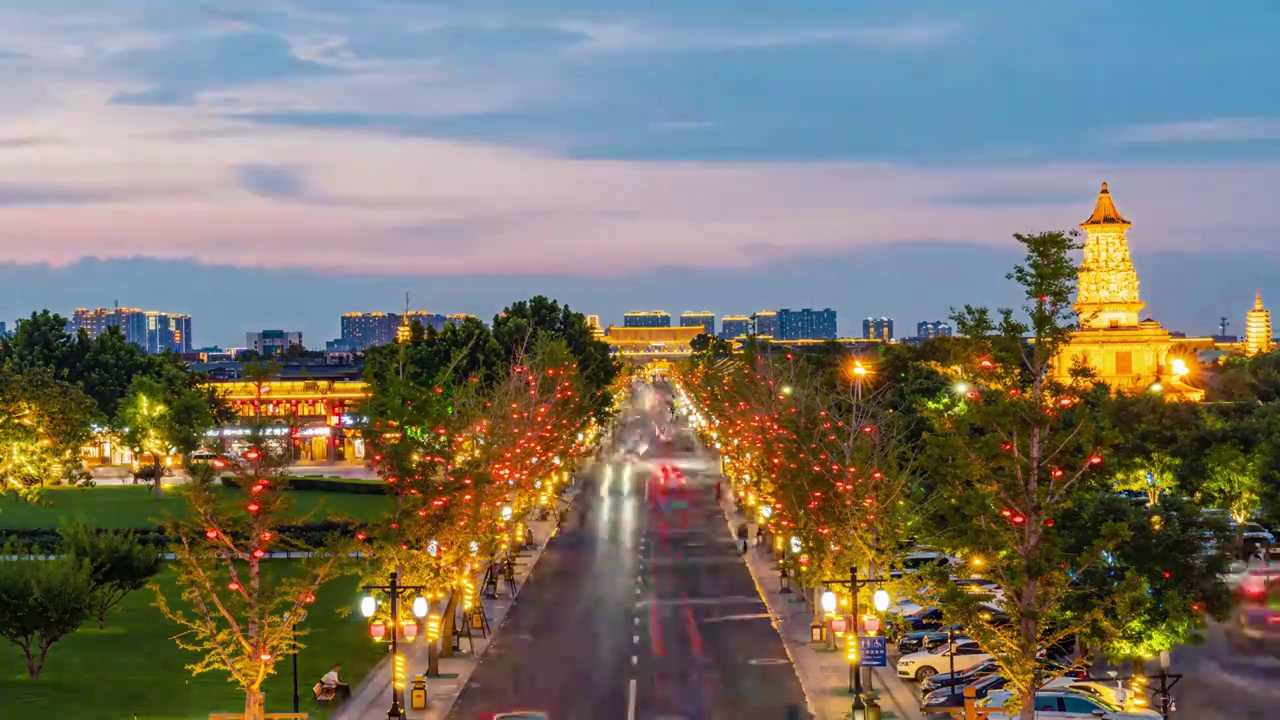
[0,1,1278,345]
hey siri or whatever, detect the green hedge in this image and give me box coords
[220,475,387,495]
[0,520,362,553]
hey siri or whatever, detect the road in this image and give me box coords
[447,383,809,719]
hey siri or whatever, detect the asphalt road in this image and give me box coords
[447,383,809,719]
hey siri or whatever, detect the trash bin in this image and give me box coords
[411,675,427,710]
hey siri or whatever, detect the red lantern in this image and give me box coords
[205,529,218,540]
[260,532,273,541]
[355,531,368,541]
[403,623,419,640]
[228,581,241,591]
[1012,514,1026,525]
[1088,454,1104,465]
[246,502,261,514]
[1043,519,1055,527]
[244,448,262,462]
[212,458,227,469]
[252,548,266,559]
[369,622,386,640]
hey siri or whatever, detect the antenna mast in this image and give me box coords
[1219,316,1230,336]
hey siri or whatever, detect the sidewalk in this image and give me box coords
[334,485,580,720]
[719,492,924,720]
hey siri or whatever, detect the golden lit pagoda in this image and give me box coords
[1245,291,1274,356]
[1056,183,1202,400]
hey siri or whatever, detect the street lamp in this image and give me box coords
[822,566,891,719]
[283,609,308,714]
[821,590,838,650]
[361,572,430,719]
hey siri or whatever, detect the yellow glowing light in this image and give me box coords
[1171,358,1190,378]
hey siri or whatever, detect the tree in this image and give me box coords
[0,367,98,499]
[0,310,86,381]
[689,333,713,354]
[0,553,96,677]
[60,519,163,629]
[919,231,1126,719]
[1203,442,1263,558]
[156,427,351,720]
[115,367,226,499]
[1113,451,1181,507]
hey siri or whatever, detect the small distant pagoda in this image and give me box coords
[1245,291,1274,357]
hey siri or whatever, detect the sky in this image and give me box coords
[0,1,1278,346]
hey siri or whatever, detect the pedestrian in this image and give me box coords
[715,480,722,500]
[736,522,748,555]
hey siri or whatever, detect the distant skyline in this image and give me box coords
[0,2,1277,340]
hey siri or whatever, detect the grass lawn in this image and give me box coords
[0,569,385,720]
[0,485,392,530]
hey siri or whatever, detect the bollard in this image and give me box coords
[410,674,427,710]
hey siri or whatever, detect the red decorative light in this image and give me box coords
[390,523,399,530]
[260,531,273,541]
[1012,514,1026,525]
[1088,454,1104,465]
[251,483,265,494]
[252,548,266,559]
[260,652,273,660]
[228,581,241,591]
[1163,571,1172,579]
[1043,519,1055,527]
[246,502,261,513]
[304,593,316,603]
[1051,468,1065,479]
[403,623,419,640]
[861,425,874,434]
[244,449,262,462]
[1000,509,1013,518]
[369,622,386,640]
[212,458,227,469]
[979,359,994,369]
[205,529,218,539]
[355,531,368,541]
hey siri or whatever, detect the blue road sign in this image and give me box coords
[859,636,887,667]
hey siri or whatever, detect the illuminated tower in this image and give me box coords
[1074,182,1145,329]
[1245,290,1273,357]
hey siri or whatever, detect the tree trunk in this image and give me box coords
[98,608,106,630]
[153,457,165,500]
[440,591,461,658]
[22,644,37,678]
[243,688,265,720]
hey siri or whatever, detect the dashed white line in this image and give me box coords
[634,616,640,626]
[627,678,638,720]
[632,655,638,665]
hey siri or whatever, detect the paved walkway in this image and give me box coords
[334,485,581,720]
[719,491,924,720]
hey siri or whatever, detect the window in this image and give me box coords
[1061,695,1105,713]
[956,646,986,655]
[1114,351,1133,375]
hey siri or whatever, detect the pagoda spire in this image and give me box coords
[1255,289,1265,311]
[1074,182,1145,329]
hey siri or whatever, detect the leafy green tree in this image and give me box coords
[0,553,96,677]
[60,519,163,629]
[919,231,1126,719]
[1203,442,1264,558]
[115,368,226,499]
[0,310,86,381]
[1113,451,1181,507]
[690,333,713,353]
[0,367,98,499]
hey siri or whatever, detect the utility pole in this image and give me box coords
[1220,316,1230,337]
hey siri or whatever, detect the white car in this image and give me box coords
[896,639,992,681]
[1041,678,1134,708]
[980,690,1160,718]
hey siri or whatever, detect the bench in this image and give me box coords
[313,683,337,702]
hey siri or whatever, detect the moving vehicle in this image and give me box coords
[1230,567,1280,651]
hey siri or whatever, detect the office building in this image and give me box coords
[778,308,837,341]
[719,315,751,339]
[69,307,192,354]
[863,317,894,342]
[680,311,716,336]
[0,321,7,337]
[247,330,303,356]
[751,311,779,339]
[917,321,953,339]
[624,311,672,328]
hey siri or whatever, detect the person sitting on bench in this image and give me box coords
[319,664,350,702]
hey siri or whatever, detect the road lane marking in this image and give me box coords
[634,634,640,644]
[747,658,791,666]
[635,616,640,625]
[627,678,637,720]
[632,655,638,666]
[700,612,775,623]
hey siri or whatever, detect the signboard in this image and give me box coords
[859,636,887,667]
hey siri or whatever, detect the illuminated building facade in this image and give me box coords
[680,311,716,336]
[624,311,672,328]
[605,326,704,359]
[340,312,400,350]
[247,330,303,356]
[1245,291,1274,357]
[917,321,953,339]
[750,311,778,339]
[720,315,751,339]
[863,317,894,342]
[1056,183,1200,399]
[212,378,370,463]
[778,308,837,340]
[586,314,606,340]
[69,307,191,354]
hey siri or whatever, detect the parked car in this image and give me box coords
[899,623,963,655]
[980,690,1160,718]
[922,673,1008,711]
[897,639,993,681]
[955,577,1005,601]
[919,658,999,696]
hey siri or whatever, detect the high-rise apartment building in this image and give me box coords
[863,317,894,342]
[751,311,779,339]
[719,315,751,339]
[340,313,400,350]
[680,311,715,336]
[624,311,672,328]
[69,307,192,354]
[247,330,303,356]
[778,308,837,341]
[916,321,953,339]
[0,321,7,337]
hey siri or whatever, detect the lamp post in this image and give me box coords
[283,610,308,714]
[361,571,430,719]
[821,590,838,650]
[822,566,891,720]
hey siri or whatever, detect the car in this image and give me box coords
[955,577,1005,601]
[898,623,963,655]
[890,551,957,578]
[919,658,999,695]
[897,639,993,681]
[922,673,1008,711]
[1229,568,1280,651]
[1042,679,1140,710]
[484,713,550,720]
[980,690,1160,718]
[895,607,947,634]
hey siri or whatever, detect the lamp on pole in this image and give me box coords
[822,566,891,720]
[361,571,430,719]
[283,609,308,714]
